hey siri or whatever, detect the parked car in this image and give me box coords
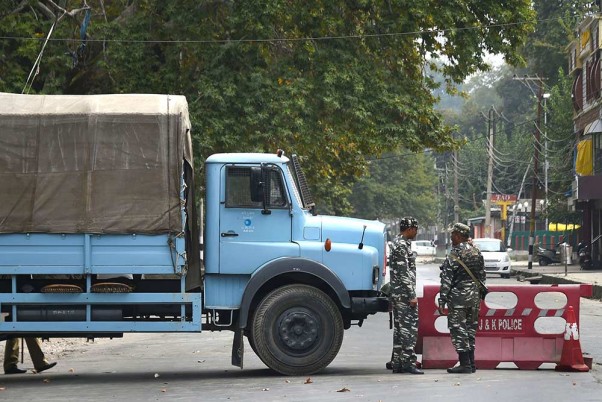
[411,240,436,257]
[471,238,512,278]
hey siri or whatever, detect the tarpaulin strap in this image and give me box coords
[76,8,92,62]
[168,234,187,277]
[80,8,91,40]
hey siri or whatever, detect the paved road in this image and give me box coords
[1,261,601,401]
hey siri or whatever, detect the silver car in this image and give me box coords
[411,240,436,257]
[472,238,512,279]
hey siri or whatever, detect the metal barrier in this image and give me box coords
[417,284,593,369]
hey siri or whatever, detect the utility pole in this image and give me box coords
[513,75,546,269]
[453,149,459,223]
[484,107,495,238]
[543,93,551,230]
[506,157,533,247]
[528,80,544,269]
[443,158,449,248]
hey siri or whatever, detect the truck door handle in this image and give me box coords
[221,231,239,237]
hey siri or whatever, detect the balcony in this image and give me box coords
[568,175,602,210]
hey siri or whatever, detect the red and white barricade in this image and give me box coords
[417,284,593,369]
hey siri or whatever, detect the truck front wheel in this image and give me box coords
[251,284,344,376]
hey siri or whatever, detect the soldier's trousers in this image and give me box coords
[4,337,49,371]
[447,304,480,353]
[391,302,418,368]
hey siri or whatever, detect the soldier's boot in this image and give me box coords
[447,352,472,374]
[386,351,394,370]
[468,349,476,373]
[396,365,424,374]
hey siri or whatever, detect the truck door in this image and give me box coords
[219,164,298,274]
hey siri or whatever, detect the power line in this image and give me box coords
[0,17,561,45]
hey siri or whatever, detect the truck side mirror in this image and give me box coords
[250,167,264,203]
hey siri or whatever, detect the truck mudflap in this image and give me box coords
[231,329,244,369]
[351,296,389,315]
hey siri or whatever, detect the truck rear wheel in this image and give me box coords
[251,284,343,376]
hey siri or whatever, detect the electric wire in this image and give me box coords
[0,16,562,45]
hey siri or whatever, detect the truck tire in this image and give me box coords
[251,284,344,376]
[246,332,259,356]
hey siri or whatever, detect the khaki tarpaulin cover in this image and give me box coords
[0,93,193,234]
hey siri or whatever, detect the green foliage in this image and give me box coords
[522,0,594,85]
[349,151,438,225]
[545,68,581,224]
[0,0,535,216]
[437,64,538,226]
[438,0,591,228]
[510,0,592,225]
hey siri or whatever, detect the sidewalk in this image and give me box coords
[510,260,602,299]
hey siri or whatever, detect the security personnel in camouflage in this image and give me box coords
[437,223,485,374]
[388,217,423,374]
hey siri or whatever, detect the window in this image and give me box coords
[225,166,288,208]
[594,133,602,175]
[586,53,601,103]
[572,70,583,112]
[267,169,287,207]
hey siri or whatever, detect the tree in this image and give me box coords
[522,0,594,85]
[437,66,536,225]
[544,68,581,225]
[348,150,438,225]
[433,1,594,232]
[516,1,592,225]
[0,1,536,215]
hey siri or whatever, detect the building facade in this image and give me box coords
[568,15,602,265]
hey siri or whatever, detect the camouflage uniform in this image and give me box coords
[438,223,485,373]
[389,234,418,371]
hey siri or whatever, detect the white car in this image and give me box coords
[411,240,436,257]
[471,238,512,278]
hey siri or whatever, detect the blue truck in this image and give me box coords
[0,93,388,375]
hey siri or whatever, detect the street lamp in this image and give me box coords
[539,199,546,230]
[517,202,528,231]
[520,201,529,230]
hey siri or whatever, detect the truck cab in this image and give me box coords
[204,151,388,374]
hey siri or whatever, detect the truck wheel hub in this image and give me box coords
[278,311,318,350]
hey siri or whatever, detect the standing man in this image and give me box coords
[437,223,485,374]
[388,217,423,374]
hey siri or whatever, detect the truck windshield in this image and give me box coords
[288,155,315,210]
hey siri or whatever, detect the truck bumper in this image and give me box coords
[351,296,389,315]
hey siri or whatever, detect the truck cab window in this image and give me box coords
[268,169,287,207]
[226,166,287,208]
